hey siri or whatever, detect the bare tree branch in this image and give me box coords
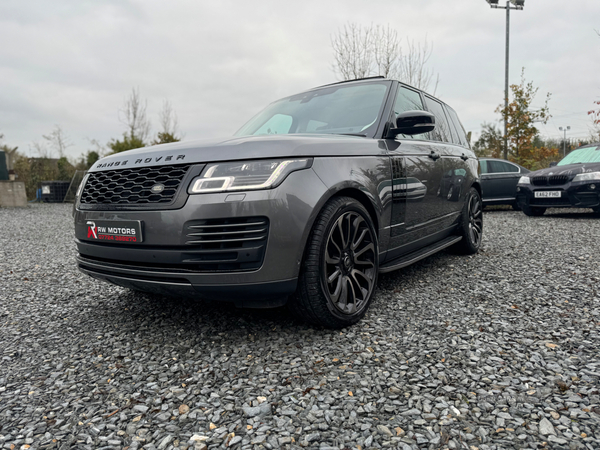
[30,141,52,159]
[400,37,438,94]
[42,125,72,158]
[119,87,151,143]
[158,99,180,137]
[331,23,439,94]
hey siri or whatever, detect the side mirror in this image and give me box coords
[387,110,436,139]
[549,161,557,167]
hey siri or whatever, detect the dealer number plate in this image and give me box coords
[534,191,561,198]
[85,220,143,243]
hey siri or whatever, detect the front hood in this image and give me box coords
[528,162,600,178]
[90,134,385,172]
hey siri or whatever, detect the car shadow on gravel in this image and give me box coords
[81,245,461,348]
[89,287,347,349]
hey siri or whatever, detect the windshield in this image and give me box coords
[235,81,390,138]
[557,145,600,166]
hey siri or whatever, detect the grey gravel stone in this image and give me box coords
[1,204,600,450]
[539,417,556,435]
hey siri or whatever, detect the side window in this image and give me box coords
[424,96,451,143]
[488,160,519,173]
[392,86,426,140]
[445,106,469,147]
[253,114,292,135]
[479,160,489,174]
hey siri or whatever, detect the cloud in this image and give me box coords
[1,0,599,159]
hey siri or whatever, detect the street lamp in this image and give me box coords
[485,0,525,160]
[559,126,570,157]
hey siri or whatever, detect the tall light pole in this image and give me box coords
[485,0,525,161]
[559,126,570,157]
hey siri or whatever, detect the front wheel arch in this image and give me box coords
[291,196,380,328]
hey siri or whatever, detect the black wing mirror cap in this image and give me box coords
[387,110,436,138]
[548,161,557,167]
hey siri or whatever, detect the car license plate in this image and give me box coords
[84,220,143,243]
[534,191,561,198]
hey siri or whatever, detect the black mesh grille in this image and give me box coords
[531,175,570,186]
[80,164,191,206]
[184,217,268,247]
[182,217,269,271]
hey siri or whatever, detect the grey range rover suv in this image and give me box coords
[74,77,483,328]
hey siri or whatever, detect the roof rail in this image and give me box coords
[316,76,387,88]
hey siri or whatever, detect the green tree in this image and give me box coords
[496,69,551,163]
[86,151,100,167]
[57,156,75,181]
[473,123,503,158]
[108,134,145,153]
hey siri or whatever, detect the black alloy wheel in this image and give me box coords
[292,196,379,328]
[452,187,483,255]
[323,210,376,316]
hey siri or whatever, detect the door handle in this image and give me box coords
[429,151,440,161]
[460,153,469,161]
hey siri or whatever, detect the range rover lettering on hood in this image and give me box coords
[95,154,186,169]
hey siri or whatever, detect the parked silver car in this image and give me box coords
[74,77,482,328]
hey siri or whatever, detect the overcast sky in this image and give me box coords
[1,0,599,160]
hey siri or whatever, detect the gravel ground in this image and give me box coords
[0,204,599,450]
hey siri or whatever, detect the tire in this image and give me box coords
[522,205,546,216]
[452,187,483,255]
[512,202,522,212]
[290,196,379,329]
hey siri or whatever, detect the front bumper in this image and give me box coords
[74,169,328,305]
[515,182,600,209]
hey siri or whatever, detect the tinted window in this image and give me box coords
[488,160,519,173]
[392,86,426,140]
[479,160,489,174]
[424,96,452,143]
[445,106,469,147]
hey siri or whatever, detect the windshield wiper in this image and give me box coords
[335,133,367,137]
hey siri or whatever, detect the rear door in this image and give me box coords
[423,96,470,226]
[480,159,524,202]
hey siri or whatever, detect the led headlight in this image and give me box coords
[189,158,313,194]
[517,176,530,185]
[573,172,600,182]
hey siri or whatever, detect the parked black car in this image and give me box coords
[479,158,529,209]
[516,143,600,216]
[73,77,482,328]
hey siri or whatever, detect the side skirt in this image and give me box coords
[379,236,462,274]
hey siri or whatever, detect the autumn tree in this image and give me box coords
[588,100,600,141]
[496,69,551,164]
[331,23,439,93]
